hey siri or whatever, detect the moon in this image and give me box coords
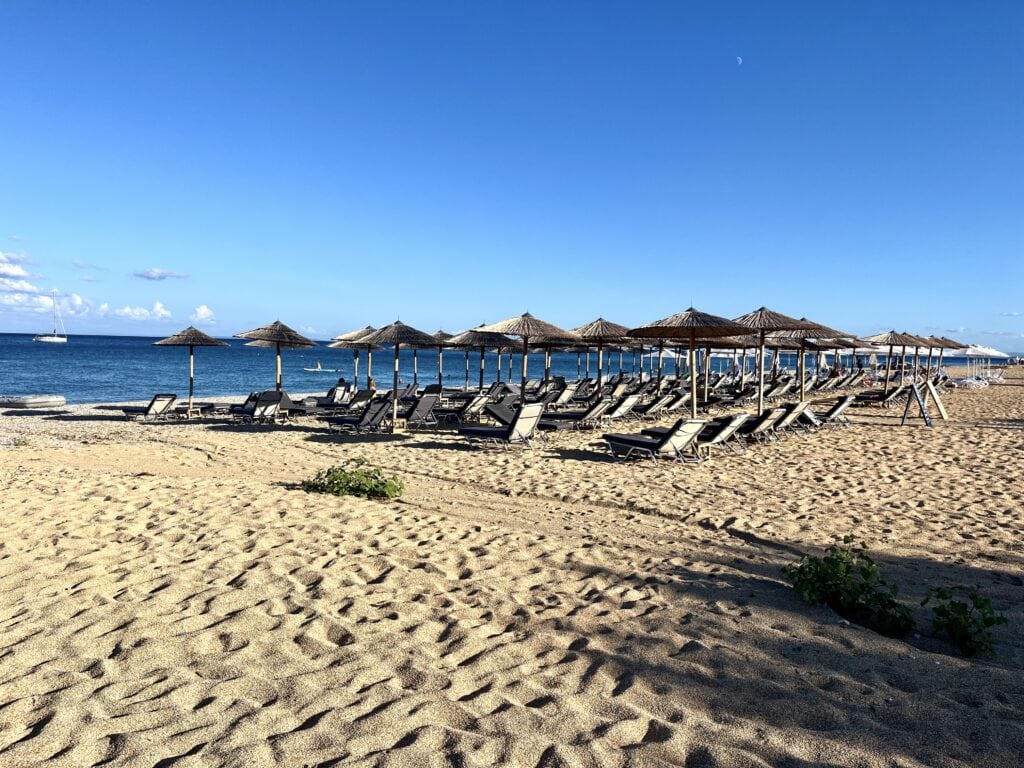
[737,56,743,66]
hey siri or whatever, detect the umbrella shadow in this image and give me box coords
[399,439,474,452]
[304,432,412,445]
[2,409,68,417]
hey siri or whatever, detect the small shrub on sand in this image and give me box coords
[302,459,403,500]
[923,585,1007,656]
[783,536,916,638]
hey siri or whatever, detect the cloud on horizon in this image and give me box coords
[133,268,188,281]
[190,304,215,324]
[98,301,172,320]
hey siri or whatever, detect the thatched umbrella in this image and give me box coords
[432,330,454,387]
[934,335,967,372]
[733,308,815,415]
[448,327,516,391]
[628,308,745,419]
[476,313,580,398]
[328,326,377,387]
[357,321,440,431]
[235,321,316,391]
[573,318,629,389]
[767,317,853,400]
[153,326,228,410]
[862,330,927,394]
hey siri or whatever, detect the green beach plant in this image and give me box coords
[302,458,404,500]
[922,585,1007,656]
[783,535,916,638]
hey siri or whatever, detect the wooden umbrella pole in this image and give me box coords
[689,332,698,419]
[413,349,418,386]
[438,346,443,387]
[497,348,502,381]
[883,345,893,395]
[479,347,485,391]
[585,347,590,379]
[597,342,604,389]
[276,341,282,391]
[757,331,766,416]
[391,344,400,431]
[353,349,360,387]
[521,337,529,400]
[799,340,806,400]
[656,340,664,386]
[740,349,747,386]
[703,344,711,400]
[367,348,373,389]
[188,345,195,409]
[545,348,551,382]
[464,349,470,390]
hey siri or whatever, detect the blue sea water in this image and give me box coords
[0,333,981,405]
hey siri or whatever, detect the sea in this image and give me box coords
[0,333,993,405]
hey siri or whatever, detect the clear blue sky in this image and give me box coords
[1,2,1021,349]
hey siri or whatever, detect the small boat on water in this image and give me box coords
[33,290,68,343]
[303,360,340,372]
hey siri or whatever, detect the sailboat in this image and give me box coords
[33,290,68,343]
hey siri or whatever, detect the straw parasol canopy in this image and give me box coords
[767,317,853,399]
[573,318,630,388]
[235,321,316,391]
[328,326,380,387]
[732,307,815,414]
[476,313,580,397]
[628,307,746,418]
[862,331,931,393]
[357,321,440,431]
[153,326,228,410]
[448,326,516,391]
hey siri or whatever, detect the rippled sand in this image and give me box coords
[1,371,1022,766]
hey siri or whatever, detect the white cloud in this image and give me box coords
[133,268,188,281]
[0,293,52,311]
[190,304,215,324]
[0,277,41,293]
[0,262,28,278]
[0,252,32,281]
[1000,311,1021,317]
[101,301,173,321]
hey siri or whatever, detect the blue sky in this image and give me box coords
[1,2,1021,348]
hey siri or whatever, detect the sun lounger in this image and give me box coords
[401,393,440,430]
[737,407,785,443]
[803,394,855,429]
[435,393,489,425]
[121,393,177,421]
[694,413,750,457]
[322,397,392,434]
[772,401,812,436]
[539,398,612,431]
[459,402,545,449]
[603,418,706,464]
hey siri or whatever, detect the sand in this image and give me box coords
[1,373,1022,767]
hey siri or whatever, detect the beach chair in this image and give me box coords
[737,407,786,444]
[459,402,546,449]
[539,398,612,431]
[435,394,489,426]
[246,390,284,424]
[121,393,177,421]
[631,393,673,420]
[602,394,641,423]
[603,418,706,464]
[772,401,812,437]
[401,393,440,431]
[483,393,520,426]
[695,413,750,456]
[804,395,855,429]
[342,388,376,413]
[322,397,392,434]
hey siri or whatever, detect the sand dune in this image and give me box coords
[1,373,1022,766]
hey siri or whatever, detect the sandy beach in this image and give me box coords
[1,373,1022,767]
